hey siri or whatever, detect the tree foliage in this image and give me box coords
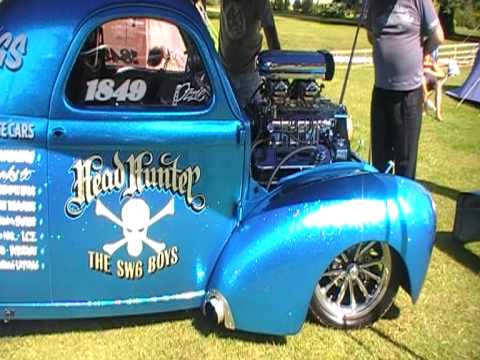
[438,0,478,37]
[272,0,290,11]
[293,0,302,12]
[301,0,314,13]
[269,0,478,37]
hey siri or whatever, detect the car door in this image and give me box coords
[47,9,246,312]
[0,117,50,304]
[0,26,51,304]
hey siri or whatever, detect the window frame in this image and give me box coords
[53,7,226,121]
[66,16,212,111]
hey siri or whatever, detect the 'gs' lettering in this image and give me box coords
[0,29,27,71]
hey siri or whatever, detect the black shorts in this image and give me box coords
[424,73,437,91]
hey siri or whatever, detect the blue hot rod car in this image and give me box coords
[0,0,436,335]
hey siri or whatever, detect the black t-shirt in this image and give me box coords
[219,0,274,74]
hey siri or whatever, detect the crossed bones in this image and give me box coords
[95,197,174,257]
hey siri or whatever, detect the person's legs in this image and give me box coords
[371,87,394,173]
[391,87,423,179]
[423,74,437,114]
[434,77,447,121]
[422,76,429,116]
[227,71,262,108]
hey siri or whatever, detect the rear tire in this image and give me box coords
[310,241,400,329]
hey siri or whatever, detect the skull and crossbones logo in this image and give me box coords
[95,197,174,257]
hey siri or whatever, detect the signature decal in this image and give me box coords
[0,27,27,71]
[65,151,206,219]
[172,82,210,106]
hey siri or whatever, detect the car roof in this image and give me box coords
[1,0,198,27]
[0,0,202,118]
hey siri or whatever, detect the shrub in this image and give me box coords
[318,2,348,18]
[293,0,302,12]
[455,6,479,29]
[272,0,289,11]
[301,0,314,14]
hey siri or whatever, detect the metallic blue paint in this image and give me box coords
[0,0,436,336]
[208,168,435,335]
[2,291,205,320]
[0,116,50,303]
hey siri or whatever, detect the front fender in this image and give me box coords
[207,171,436,335]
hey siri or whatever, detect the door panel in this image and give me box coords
[47,119,244,305]
[46,11,246,309]
[0,116,50,303]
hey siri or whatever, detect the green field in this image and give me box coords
[209,13,372,50]
[456,26,480,38]
[1,16,480,360]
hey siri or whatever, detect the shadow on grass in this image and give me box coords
[0,309,286,345]
[435,231,480,274]
[336,304,421,358]
[417,179,460,201]
[191,313,286,345]
[382,302,401,320]
[0,309,196,339]
[444,84,460,93]
[304,302,401,327]
[417,180,480,273]
[368,326,428,360]
[346,331,376,357]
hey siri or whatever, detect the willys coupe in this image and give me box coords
[0,0,436,335]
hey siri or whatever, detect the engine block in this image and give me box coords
[251,50,351,188]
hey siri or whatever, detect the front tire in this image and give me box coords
[310,241,400,329]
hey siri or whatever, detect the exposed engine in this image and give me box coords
[250,50,351,188]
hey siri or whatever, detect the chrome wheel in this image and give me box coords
[311,241,397,327]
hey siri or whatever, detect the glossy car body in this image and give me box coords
[0,0,436,335]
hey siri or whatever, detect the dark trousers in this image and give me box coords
[371,86,423,179]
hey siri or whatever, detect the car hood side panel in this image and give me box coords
[207,172,436,335]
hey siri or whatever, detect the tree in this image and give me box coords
[301,0,314,14]
[271,0,289,11]
[336,0,357,11]
[438,0,459,37]
[437,0,477,38]
[293,0,302,12]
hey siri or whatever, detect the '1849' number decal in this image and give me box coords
[85,79,147,102]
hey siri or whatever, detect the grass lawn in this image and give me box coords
[1,14,480,360]
[456,26,480,38]
[209,13,372,50]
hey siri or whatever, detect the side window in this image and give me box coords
[66,18,212,108]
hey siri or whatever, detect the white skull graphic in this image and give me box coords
[96,197,174,257]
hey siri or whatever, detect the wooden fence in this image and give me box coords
[332,42,479,67]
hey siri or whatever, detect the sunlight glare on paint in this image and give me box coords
[303,199,385,228]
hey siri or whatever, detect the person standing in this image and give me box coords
[219,0,281,108]
[422,52,447,121]
[366,0,444,179]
